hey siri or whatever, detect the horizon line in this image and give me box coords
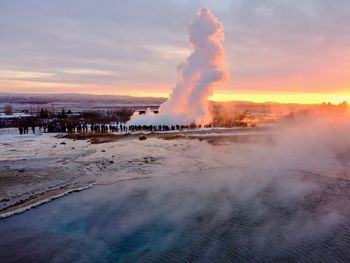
[1,91,347,106]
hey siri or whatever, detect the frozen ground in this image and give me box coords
[0,121,349,218]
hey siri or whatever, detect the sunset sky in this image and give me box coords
[1,0,350,104]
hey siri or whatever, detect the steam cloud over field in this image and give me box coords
[2,109,350,261]
[129,8,228,126]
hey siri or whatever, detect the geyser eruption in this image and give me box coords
[129,8,228,125]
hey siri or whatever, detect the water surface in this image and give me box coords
[1,171,350,262]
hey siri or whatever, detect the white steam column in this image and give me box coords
[129,8,228,125]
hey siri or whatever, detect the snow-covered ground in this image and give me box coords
[1,120,349,218]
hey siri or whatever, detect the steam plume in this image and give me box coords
[129,8,228,125]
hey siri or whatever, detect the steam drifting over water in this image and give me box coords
[128,8,228,126]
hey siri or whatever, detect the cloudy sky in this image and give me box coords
[1,0,350,103]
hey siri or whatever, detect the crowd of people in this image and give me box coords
[18,123,46,134]
[18,120,253,135]
[18,121,129,135]
[17,122,193,135]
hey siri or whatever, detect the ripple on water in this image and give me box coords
[1,172,350,262]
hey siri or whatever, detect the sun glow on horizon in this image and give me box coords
[1,79,349,105]
[209,91,350,104]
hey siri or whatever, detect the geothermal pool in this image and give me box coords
[1,171,350,263]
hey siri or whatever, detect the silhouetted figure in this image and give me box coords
[19,127,23,135]
[32,125,35,134]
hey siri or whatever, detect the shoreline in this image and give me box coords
[0,175,157,219]
[0,185,92,219]
[2,166,349,220]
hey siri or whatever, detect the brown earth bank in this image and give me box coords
[59,127,272,145]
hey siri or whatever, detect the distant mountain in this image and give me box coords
[0,92,324,115]
[0,93,167,105]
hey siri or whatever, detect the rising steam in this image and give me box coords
[128,8,228,125]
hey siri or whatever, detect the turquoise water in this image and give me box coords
[1,172,350,262]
